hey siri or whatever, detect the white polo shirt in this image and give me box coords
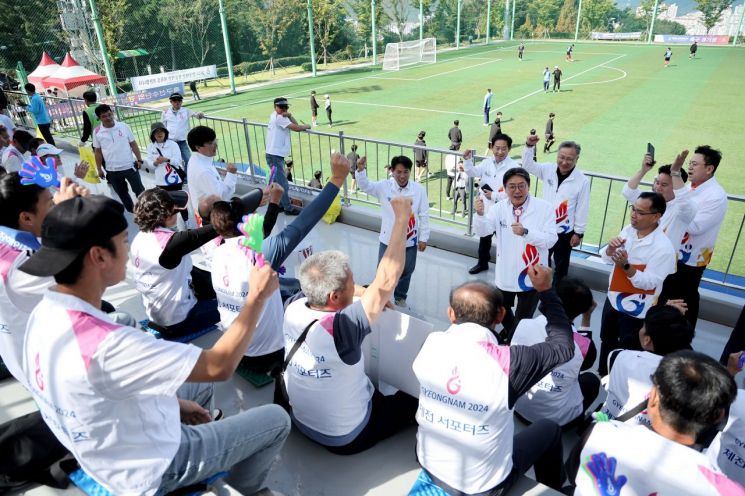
[92,122,136,171]
[623,184,696,251]
[161,107,196,142]
[265,111,292,157]
[600,224,676,318]
[23,290,202,495]
[355,170,430,247]
[186,152,237,215]
[0,227,51,385]
[474,196,557,292]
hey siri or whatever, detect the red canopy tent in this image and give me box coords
[27,52,61,89]
[42,53,107,92]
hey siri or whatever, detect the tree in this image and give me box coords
[160,0,219,68]
[97,0,128,69]
[350,0,386,54]
[246,0,300,72]
[555,0,577,33]
[311,0,347,65]
[695,0,733,33]
[385,0,410,42]
[579,0,615,34]
[518,13,535,38]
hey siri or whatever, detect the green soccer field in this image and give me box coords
[179,40,745,278]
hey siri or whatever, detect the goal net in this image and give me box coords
[382,38,437,71]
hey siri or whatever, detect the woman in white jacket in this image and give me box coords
[147,121,185,191]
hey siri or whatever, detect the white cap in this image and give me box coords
[36,143,64,157]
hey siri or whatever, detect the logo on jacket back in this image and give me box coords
[517,244,539,291]
[446,367,461,395]
[556,200,571,233]
[678,232,693,263]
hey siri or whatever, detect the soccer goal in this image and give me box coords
[382,38,437,71]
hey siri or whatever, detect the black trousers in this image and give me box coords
[598,298,644,376]
[240,349,285,375]
[37,123,55,146]
[325,390,418,455]
[657,262,706,329]
[553,79,561,91]
[515,372,601,429]
[107,168,145,212]
[549,231,573,285]
[500,290,539,342]
[424,418,565,495]
[477,234,493,267]
[446,176,454,197]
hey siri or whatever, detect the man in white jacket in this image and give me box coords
[522,135,589,285]
[474,167,557,340]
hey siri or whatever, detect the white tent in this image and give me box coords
[42,53,107,93]
[27,52,60,89]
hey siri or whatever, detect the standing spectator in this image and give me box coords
[146,122,184,191]
[308,170,323,189]
[23,83,54,145]
[523,136,590,285]
[161,92,204,168]
[657,145,728,328]
[414,131,428,182]
[664,47,673,67]
[20,195,290,496]
[356,155,430,307]
[283,197,418,454]
[93,104,146,212]
[463,135,518,274]
[544,112,556,153]
[488,112,504,147]
[566,43,574,62]
[445,153,457,200]
[189,80,201,101]
[598,192,677,376]
[473,167,558,339]
[324,94,332,127]
[36,143,89,179]
[518,42,525,60]
[552,66,562,92]
[310,90,319,127]
[690,41,698,59]
[186,125,237,220]
[483,88,492,125]
[447,119,462,150]
[412,266,572,495]
[347,144,359,191]
[543,67,551,93]
[451,160,468,216]
[1,129,32,173]
[265,97,310,215]
[79,90,99,145]
[623,152,694,248]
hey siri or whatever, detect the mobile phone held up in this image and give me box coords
[647,142,655,162]
[481,183,494,192]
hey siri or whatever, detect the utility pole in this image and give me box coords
[372,0,377,64]
[456,0,462,48]
[420,0,424,42]
[307,0,317,75]
[503,0,510,40]
[486,0,491,44]
[217,0,236,94]
[87,0,118,97]
[647,0,660,43]
[575,0,584,41]
[735,0,745,45]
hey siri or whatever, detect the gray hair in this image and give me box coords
[298,250,351,307]
[558,141,581,156]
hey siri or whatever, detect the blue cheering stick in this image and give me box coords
[19,156,60,188]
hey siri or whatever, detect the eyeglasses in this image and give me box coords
[629,205,658,216]
[506,183,528,191]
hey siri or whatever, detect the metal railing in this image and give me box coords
[5,90,744,292]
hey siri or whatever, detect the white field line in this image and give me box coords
[565,66,627,86]
[372,58,503,81]
[491,53,628,111]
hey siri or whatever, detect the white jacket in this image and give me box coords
[186,152,237,217]
[600,224,676,318]
[146,140,183,187]
[622,184,695,253]
[463,155,518,209]
[474,196,557,292]
[678,177,728,267]
[356,170,430,247]
[521,146,590,235]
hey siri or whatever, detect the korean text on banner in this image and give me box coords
[130,66,218,91]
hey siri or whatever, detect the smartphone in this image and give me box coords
[481,183,493,192]
[647,142,655,161]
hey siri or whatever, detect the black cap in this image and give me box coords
[20,196,128,277]
[167,190,190,210]
[273,97,289,107]
[169,92,183,100]
[230,187,263,218]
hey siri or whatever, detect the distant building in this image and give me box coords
[656,3,745,36]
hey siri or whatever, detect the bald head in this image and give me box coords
[449,281,504,329]
[198,194,223,220]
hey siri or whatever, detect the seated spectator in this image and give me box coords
[599,304,694,426]
[283,196,418,455]
[186,125,237,223]
[34,143,89,179]
[146,121,185,191]
[413,265,572,494]
[568,351,741,495]
[211,154,351,376]
[20,195,290,495]
[308,170,322,189]
[511,277,600,428]
[28,137,45,156]
[130,188,223,338]
[708,352,745,487]
[0,129,33,173]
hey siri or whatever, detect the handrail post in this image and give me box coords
[338,131,350,206]
[242,118,255,180]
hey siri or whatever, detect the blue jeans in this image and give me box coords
[484,107,490,124]
[158,397,290,495]
[265,154,292,210]
[176,141,192,173]
[378,243,418,301]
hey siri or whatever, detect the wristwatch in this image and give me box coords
[623,263,631,271]
[670,170,682,177]
[522,228,529,237]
